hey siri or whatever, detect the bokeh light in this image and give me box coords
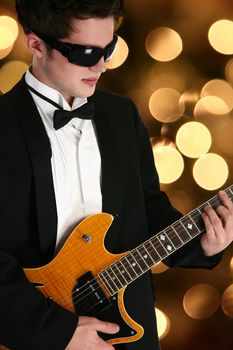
[0,16,18,42]
[194,96,229,117]
[0,60,28,93]
[106,36,129,69]
[146,27,183,62]
[0,44,14,60]
[0,16,18,59]
[221,284,233,318]
[155,308,170,339]
[183,284,220,319]
[193,153,228,190]
[208,19,233,55]
[176,121,212,158]
[0,26,15,50]
[201,79,233,113]
[149,88,185,123]
[225,58,233,84]
[152,144,184,184]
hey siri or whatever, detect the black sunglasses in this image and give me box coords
[32,30,118,67]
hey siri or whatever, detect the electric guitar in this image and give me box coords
[2,186,231,348]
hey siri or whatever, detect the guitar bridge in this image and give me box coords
[73,271,111,316]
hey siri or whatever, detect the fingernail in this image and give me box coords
[113,324,120,332]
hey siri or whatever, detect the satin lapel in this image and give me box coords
[10,78,57,261]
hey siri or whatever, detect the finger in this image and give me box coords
[93,319,119,335]
[218,190,233,211]
[202,212,216,239]
[204,205,222,230]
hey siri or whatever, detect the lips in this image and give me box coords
[82,78,99,86]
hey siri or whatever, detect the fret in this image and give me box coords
[144,239,163,261]
[121,256,137,279]
[156,231,176,254]
[198,203,206,213]
[108,266,124,290]
[174,220,191,242]
[112,262,128,285]
[190,209,205,232]
[165,225,183,249]
[228,187,233,197]
[127,252,144,275]
[131,249,148,271]
[117,259,133,282]
[226,187,233,198]
[149,236,168,259]
[137,244,155,267]
[104,269,119,293]
[181,214,200,238]
[98,271,116,295]
[208,198,220,211]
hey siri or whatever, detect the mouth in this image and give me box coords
[82,77,99,87]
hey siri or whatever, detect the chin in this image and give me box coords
[78,87,96,98]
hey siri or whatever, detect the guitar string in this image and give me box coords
[46,188,233,310]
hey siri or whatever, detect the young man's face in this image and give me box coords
[30,16,115,102]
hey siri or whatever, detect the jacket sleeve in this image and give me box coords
[130,99,223,269]
[0,252,78,350]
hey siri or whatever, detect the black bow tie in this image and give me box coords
[53,102,95,130]
[26,83,95,130]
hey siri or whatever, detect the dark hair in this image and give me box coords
[15,0,124,39]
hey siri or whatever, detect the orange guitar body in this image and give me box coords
[22,213,144,346]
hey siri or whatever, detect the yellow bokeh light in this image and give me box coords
[183,284,220,319]
[0,26,14,50]
[176,122,212,158]
[201,79,233,112]
[0,61,28,93]
[194,96,229,117]
[149,88,185,123]
[0,44,14,59]
[155,308,170,339]
[193,153,228,191]
[208,19,233,55]
[0,16,18,41]
[152,144,184,184]
[106,36,128,69]
[146,27,183,62]
[225,58,233,85]
[221,284,233,318]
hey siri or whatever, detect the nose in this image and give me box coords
[90,57,107,73]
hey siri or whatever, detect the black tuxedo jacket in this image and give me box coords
[0,78,220,350]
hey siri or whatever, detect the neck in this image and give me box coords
[30,64,74,106]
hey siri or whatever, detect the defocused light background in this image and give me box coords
[1,0,233,349]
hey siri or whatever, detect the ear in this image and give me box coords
[25,32,47,58]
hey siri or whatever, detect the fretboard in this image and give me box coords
[98,185,233,295]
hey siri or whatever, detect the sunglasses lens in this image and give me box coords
[68,35,118,67]
[68,47,102,67]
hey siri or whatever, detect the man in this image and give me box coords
[0,0,233,349]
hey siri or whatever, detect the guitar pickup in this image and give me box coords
[73,271,111,316]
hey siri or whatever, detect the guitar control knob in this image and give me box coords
[82,234,92,243]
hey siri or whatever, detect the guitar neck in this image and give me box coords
[98,185,233,295]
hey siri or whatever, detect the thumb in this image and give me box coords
[94,320,120,334]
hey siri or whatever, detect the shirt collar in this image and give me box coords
[25,68,87,111]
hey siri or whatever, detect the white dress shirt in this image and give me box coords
[25,70,102,250]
